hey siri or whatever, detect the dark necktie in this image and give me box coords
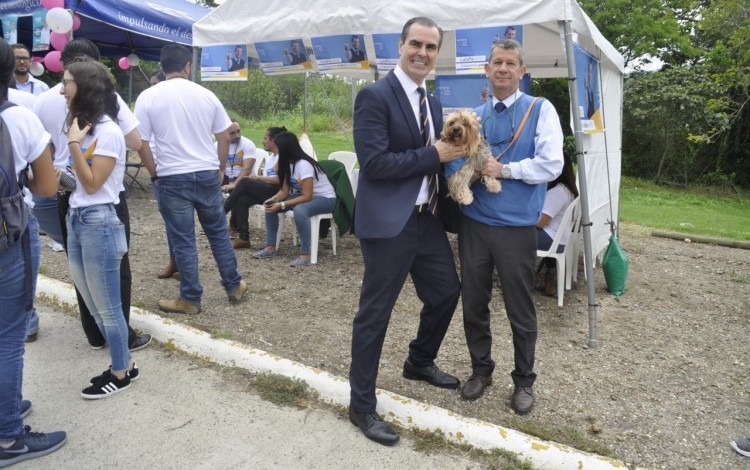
[417,87,438,215]
[495,101,506,113]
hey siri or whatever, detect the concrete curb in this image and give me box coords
[37,275,629,469]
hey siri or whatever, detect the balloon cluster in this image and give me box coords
[35,0,81,75]
[118,53,140,70]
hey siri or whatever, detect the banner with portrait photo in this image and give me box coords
[435,73,532,120]
[255,38,312,75]
[32,10,50,52]
[455,25,523,74]
[311,33,369,72]
[200,44,248,81]
[372,33,400,74]
[2,14,18,45]
[575,44,603,133]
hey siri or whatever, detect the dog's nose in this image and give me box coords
[450,126,462,137]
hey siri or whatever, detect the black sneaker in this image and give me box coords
[0,425,67,468]
[20,400,31,419]
[81,370,131,400]
[129,334,152,352]
[89,363,139,383]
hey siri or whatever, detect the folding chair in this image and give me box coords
[124,162,147,191]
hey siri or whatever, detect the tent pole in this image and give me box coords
[128,67,133,106]
[303,72,308,132]
[561,20,599,348]
[191,47,199,82]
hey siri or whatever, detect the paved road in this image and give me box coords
[19,304,477,470]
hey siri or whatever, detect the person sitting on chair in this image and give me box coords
[536,152,578,296]
[252,131,336,266]
[221,119,257,186]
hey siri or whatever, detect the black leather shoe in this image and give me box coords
[461,374,492,400]
[348,409,400,446]
[129,333,152,352]
[402,360,460,389]
[510,386,534,414]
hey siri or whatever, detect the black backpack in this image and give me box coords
[0,100,33,310]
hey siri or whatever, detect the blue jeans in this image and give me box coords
[31,194,64,245]
[66,204,131,372]
[25,213,41,337]
[0,234,30,440]
[151,181,174,258]
[265,196,336,255]
[158,171,242,304]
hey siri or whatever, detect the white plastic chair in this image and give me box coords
[328,151,357,175]
[536,196,581,307]
[250,149,269,228]
[275,211,336,264]
[350,168,359,196]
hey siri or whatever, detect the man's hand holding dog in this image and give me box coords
[435,140,467,163]
[480,158,503,179]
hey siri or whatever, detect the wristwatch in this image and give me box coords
[280,201,286,210]
[501,164,512,179]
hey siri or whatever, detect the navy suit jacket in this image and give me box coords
[353,71,443,239]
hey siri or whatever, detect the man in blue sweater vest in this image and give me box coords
[446,39,564,412]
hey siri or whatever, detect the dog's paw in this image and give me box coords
[484,176,502,193]
[456,187,474,205]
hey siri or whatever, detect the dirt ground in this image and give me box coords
[38,180,750,469]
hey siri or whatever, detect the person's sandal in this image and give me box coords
[289,257,311,267]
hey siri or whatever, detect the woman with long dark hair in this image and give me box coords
[61,60,137,398]
[536,152,579,296]
[253,131,336,266]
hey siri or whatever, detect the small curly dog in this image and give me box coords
[442,110,501,205]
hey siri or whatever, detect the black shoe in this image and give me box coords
[25,332,38,343]
[510,386,534,414]
[461,374,492,400]
[402,360,460,389]
[348,409,400,446]
[129,333,152,352]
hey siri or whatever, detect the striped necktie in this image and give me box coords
[417,87,438,215]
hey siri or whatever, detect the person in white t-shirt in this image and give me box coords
[253,131,336,266]
[536,153,578,296]
[61,60,138,399]
[31,38,151,353]
[224,125,284,250]
[221,119,257,185]
[0,38,66,464]
[135,44,246,315]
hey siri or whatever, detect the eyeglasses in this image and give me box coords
[15,57,31,63]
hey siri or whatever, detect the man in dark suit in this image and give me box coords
[227,45,245,72]
[348,16,467,446]
[283,40,307,65]
[344,35,366,63]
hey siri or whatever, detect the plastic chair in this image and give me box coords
[275,211,336,264]
[250,150,269,228]
[350,168,359,196]
[536,196,581,307]
[328,151,357,175]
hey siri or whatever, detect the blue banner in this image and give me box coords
[574,43,602,133]
[372,32,400,73]
[311,33,369,72]
[256,38,312,75]
[436,73,531,120]
[200,44,248,81]
[455,25,524,74]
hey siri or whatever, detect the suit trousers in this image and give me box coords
[57,191,135,346]
[349,209,460,413]
[458,216,537,387]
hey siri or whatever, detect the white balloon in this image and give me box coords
[29,62,44,77]
[127,54,140,66]
[46,8,73,34]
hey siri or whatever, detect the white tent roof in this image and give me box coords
[193,0,624,265]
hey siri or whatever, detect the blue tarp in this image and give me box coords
[1,0,210,60]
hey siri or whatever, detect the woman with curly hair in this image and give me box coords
[61,60,138,399]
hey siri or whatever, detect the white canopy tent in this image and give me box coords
[193,0,625,347]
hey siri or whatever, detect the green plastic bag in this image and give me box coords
[602,232,629,296]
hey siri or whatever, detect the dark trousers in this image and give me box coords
[224,178,279,240]
[349,210,460,413]
[58,191,135,346]
[458,216,537,387]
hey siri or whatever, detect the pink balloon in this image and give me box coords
[118,57,130,70]
[41,0,64,9]
[44,50,63,73]
[72,13,81,31]
[50,32,69,51]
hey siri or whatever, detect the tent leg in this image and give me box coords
[561,20,599,349]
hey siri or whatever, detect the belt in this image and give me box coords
[414,203,430,213]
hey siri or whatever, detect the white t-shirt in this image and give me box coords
[68,118,126,209]
[8,88,37,110]
[264,152,279,177]
[541,184,574,246]
[220,136,257,179]
[1,105,50,207]
[134,78,231,177]
[289,160,336,199]
[33,83,138,175]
